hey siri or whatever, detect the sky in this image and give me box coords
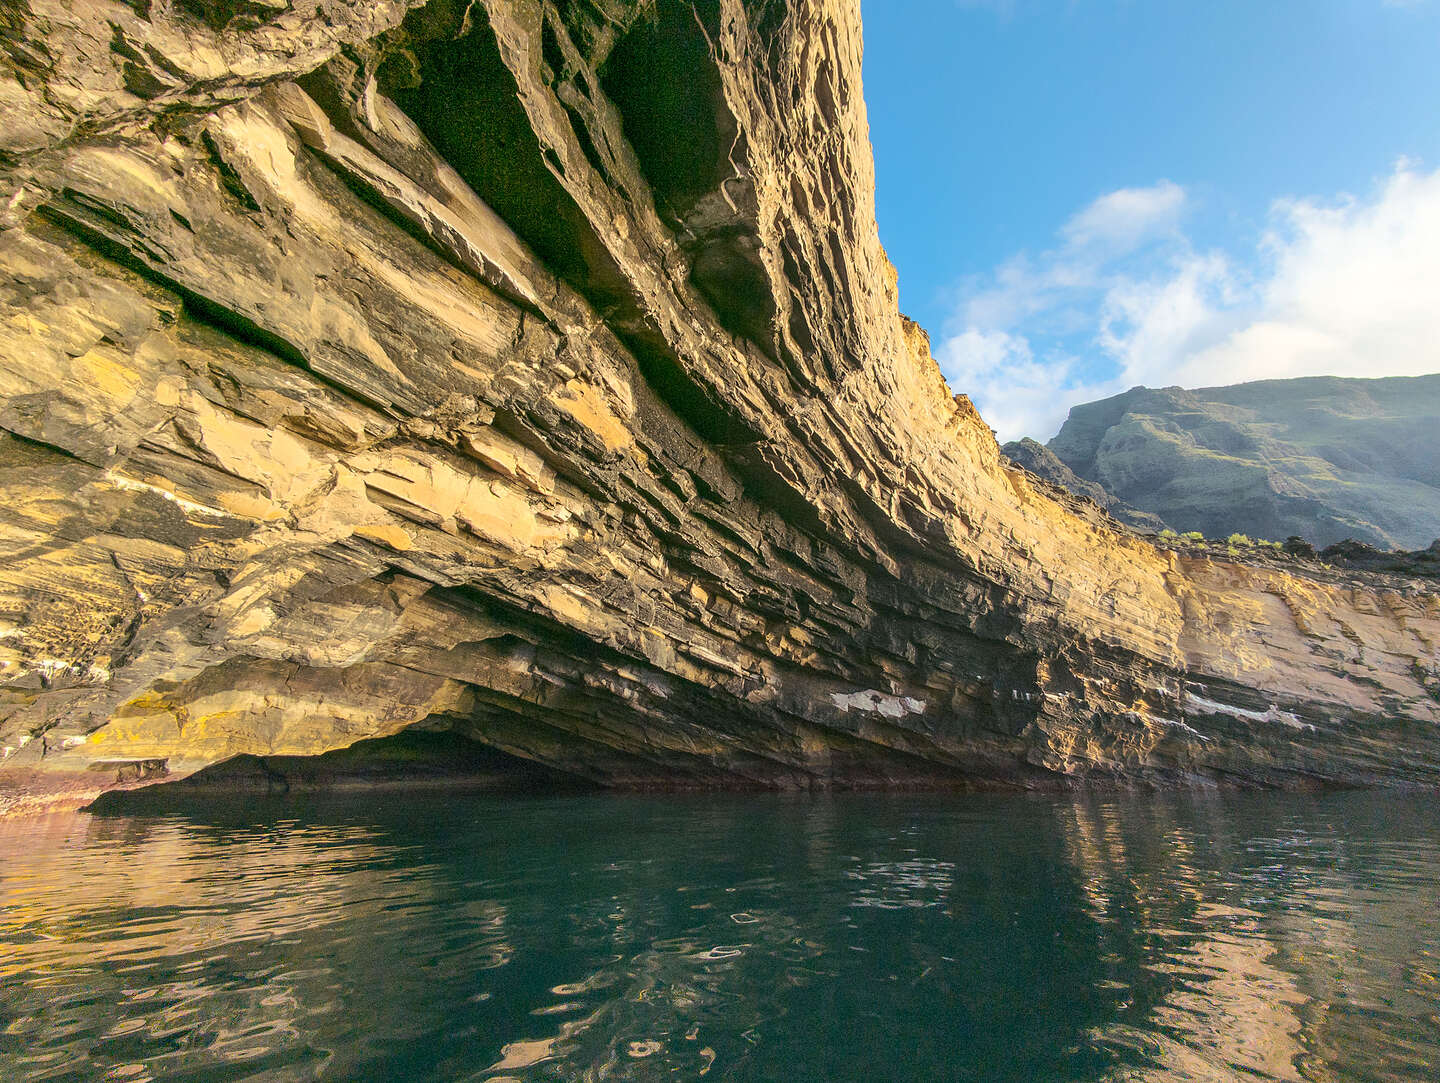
[860,0,1440,441]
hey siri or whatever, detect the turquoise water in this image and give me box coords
[1,792,1438,1081]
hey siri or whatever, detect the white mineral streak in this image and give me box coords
[1185,693,1311,731]
[830,690,927,719]
[106,474,234,519]
[1159,717,1211,743]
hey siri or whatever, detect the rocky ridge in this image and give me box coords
[2,0,1439,813]
[1000,437,1167,535]
[1037,377,1440,550]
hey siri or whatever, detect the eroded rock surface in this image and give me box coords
[3,0,1439,812]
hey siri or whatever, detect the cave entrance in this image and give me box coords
[88,726,596,811]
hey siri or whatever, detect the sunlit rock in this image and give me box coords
[2,0,1439,813]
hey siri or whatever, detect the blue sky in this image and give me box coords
[861,0,1440,439]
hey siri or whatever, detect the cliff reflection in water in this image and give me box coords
[1,793,1438,1081]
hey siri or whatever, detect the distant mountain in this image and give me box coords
[1004,374,1440,549]
[1000,437,1169,534]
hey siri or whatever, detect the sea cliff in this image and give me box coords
[3,0,1439,813]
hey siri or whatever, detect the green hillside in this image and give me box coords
[1034,374,1440,549]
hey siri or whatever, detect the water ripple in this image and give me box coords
[1,793,1439,1080]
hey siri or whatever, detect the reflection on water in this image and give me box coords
[1,793,1438,1081]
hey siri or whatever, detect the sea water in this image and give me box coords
[2,791,1437,1081]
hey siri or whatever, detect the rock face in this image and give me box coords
[1043,377,1440,550]
[2,0,1439,812]
[1318,539,1440,580]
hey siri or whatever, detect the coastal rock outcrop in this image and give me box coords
[3,0,1439,811]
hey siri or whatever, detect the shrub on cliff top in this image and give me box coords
[1284,536,1317,558]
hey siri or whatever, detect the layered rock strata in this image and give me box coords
[3,0,1439,812]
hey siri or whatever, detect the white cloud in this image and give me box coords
[941,329,1113,444]
[952,181,1185,340]
[936,164,1440,441]
[1173,167,1440,388]
[1060,180,1186,252]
